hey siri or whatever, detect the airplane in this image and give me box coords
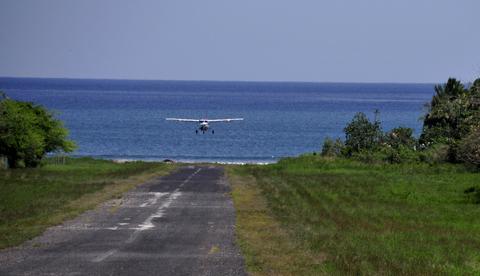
[166,117,244,134]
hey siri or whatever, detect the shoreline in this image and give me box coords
[63,155,279,165]
[113,158,275,165]
[113,158,276,165]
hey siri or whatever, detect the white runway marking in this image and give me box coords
[179,168,201,188]
[140,192,168,207]
[92,249,117,262]
[90,168,202,262]
[135,191,182,231]
[127,168,202,242]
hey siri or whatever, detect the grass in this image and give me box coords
[228,168,328,275]
[228,156,480,275]
[0,157,173,249]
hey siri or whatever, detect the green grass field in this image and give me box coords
[0,157,172,249]
[229,156,480,275]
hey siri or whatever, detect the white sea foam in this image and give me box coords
[109,157,277,165]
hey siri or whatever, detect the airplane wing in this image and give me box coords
[165,118,201,122]
[207,118,244,122]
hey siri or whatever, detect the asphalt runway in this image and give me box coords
[0,166,246,276]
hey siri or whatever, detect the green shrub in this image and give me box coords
[352,145,419,164]
[464,186,480,204]
[418,144,449,164]
[384,127,416,149]
[321,137,344,157]
[457,129,480,168]
[344,112,382,154]
[383,145,419,164]
[350,149,386,164]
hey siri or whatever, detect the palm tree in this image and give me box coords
[421,78,467,144]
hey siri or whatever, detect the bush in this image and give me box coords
[351,145,419,164]
[464,186,480,204]
[418,144,449,164]
[344,112,382,154]
[384,127,416,149]
[350,149,386,164]
[338,113,420,164]
[457,129,480,168]
[321,137,344,157]
[0,94,76,168]
[383,145,419,164]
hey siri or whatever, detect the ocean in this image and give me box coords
[0,78,434,163]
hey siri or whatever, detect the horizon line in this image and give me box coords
[0,75,442,85]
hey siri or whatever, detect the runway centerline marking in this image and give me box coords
[140,192,168,207]
[92,249,118,263]
[126,168,201,241]
[91,168,202,263]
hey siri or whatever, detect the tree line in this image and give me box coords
[322,77,480,167]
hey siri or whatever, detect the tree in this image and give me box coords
[344,112,382,154]
[419,77,480,162]
[468,78,480,130]
[420,78,472,144]
[0,95,76,168]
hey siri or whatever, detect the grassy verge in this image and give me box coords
[227,167,327,275]
[0,157,173,249]
[228,156,480,275]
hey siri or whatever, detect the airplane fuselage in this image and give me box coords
[199,121,209,131]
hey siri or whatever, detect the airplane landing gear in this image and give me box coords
[212,130,214,134]
[195,130,198,134]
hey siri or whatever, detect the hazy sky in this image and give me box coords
[0,0,478,83]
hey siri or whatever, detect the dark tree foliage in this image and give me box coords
[457,128,480,168]
[328,77,480,166]
[469,78,480,126]
[420,78,479,145]
[344,112,382,154]
[0,95,76,168]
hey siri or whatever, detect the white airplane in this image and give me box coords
[166,117,244,134]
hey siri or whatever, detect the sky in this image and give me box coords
[0,0,478,83]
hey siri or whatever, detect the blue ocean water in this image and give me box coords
[0,78,434,163]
